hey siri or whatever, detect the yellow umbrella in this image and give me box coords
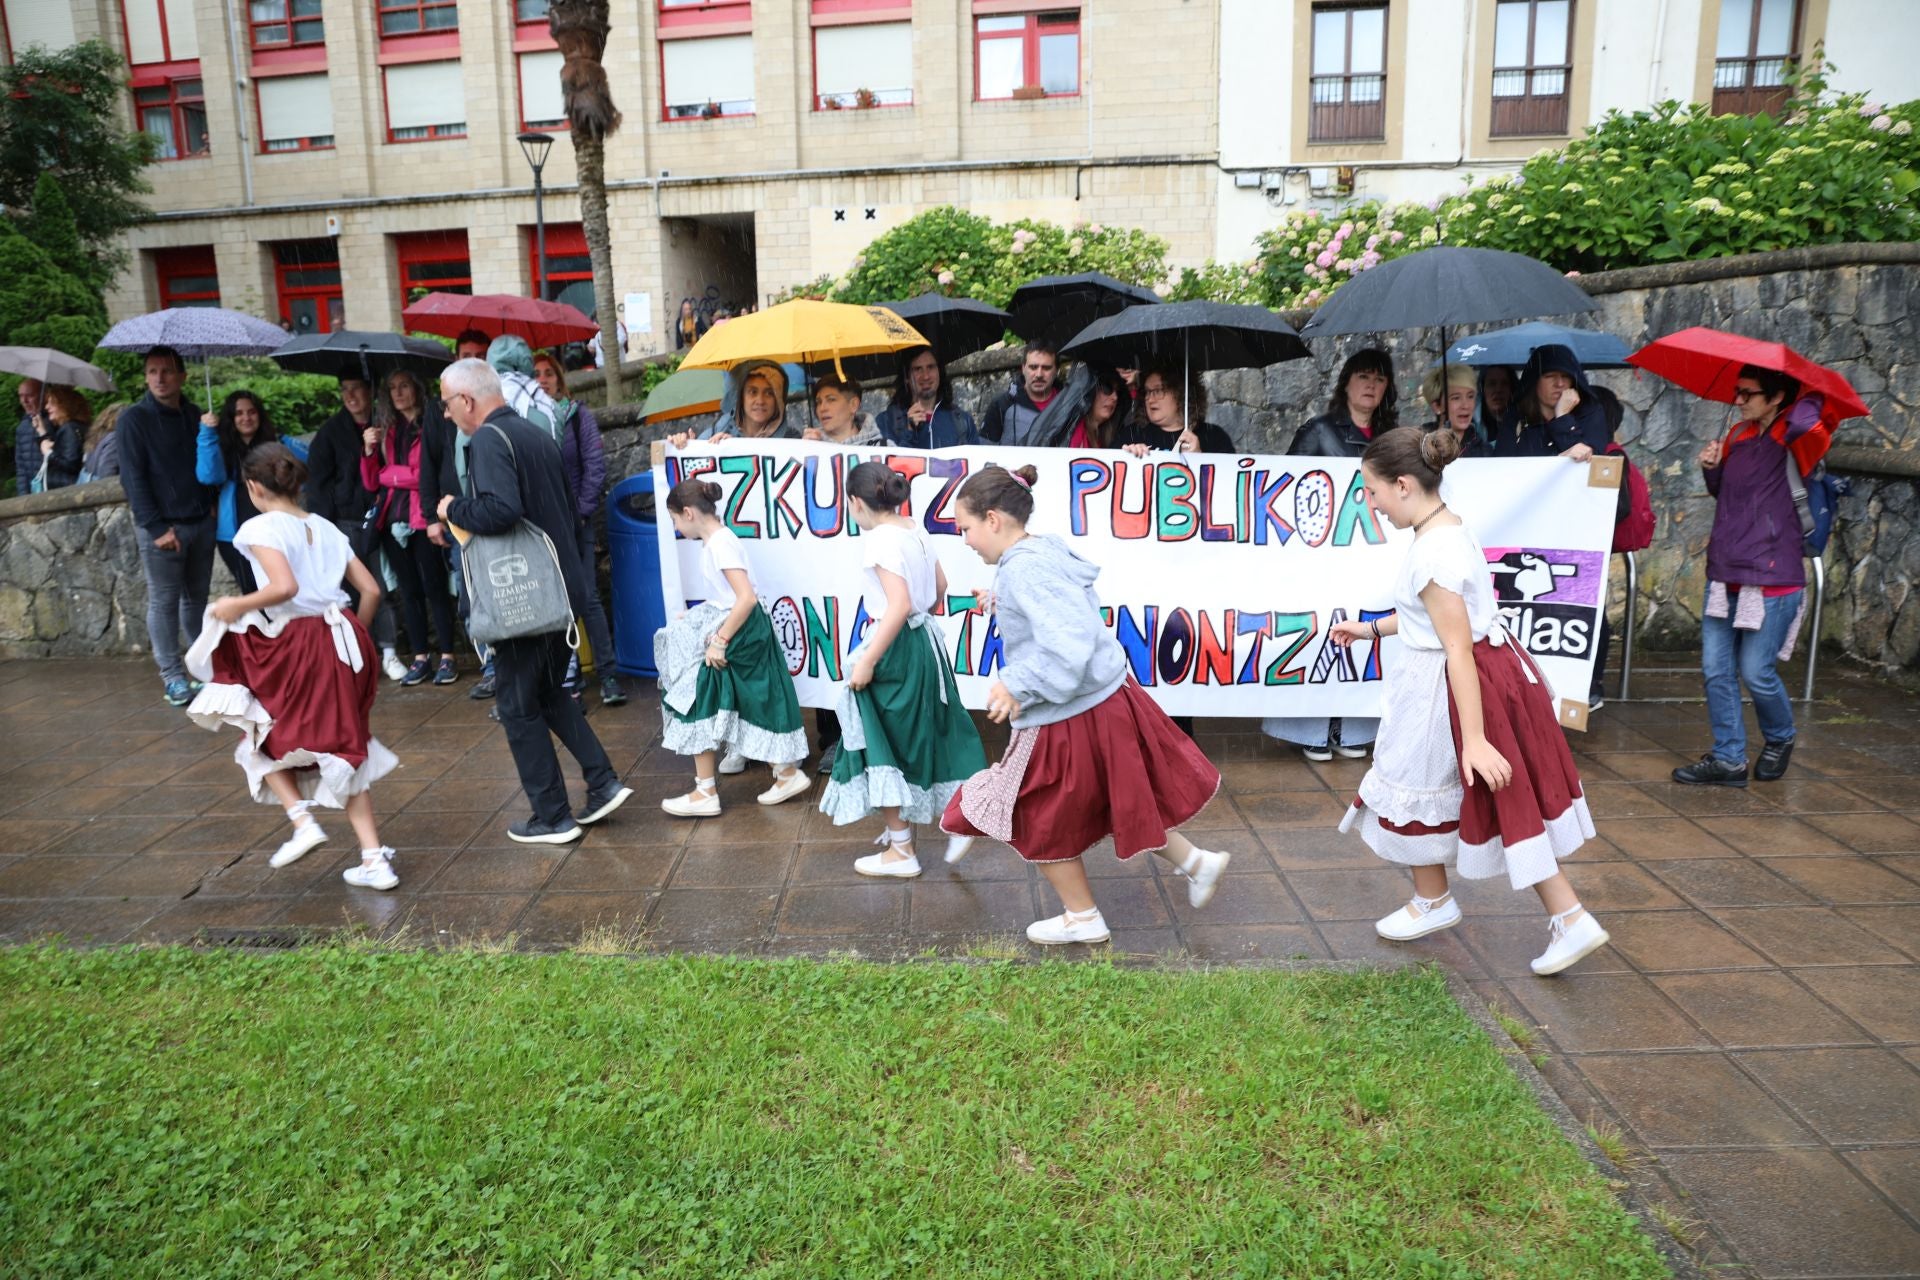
[679,299,930,377]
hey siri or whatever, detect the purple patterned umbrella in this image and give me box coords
[99,307,292,402]
[99,307,289,359]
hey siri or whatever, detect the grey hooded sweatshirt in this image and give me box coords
[991,533,1128,729]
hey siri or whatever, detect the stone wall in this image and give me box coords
[9,245,1918,670]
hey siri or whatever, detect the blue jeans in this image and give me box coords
[137,516,215,684]
[1701,588,1801,766]
[1260,716,1378,748]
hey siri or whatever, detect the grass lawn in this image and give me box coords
[0,946,1667,1279]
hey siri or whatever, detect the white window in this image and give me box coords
[813,22,912,110]
[518,49,565,128]
[661,34,754,119]
[3,0,78,56]
[259,73,334,151]
[384,59,467,141]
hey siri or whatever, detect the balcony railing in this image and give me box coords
[1713,54,1793,117]
[1308,73,1385,143]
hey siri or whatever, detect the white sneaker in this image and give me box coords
[757,768,812,806]
[1531,908,1611,976]
[662,782,720,818]
[944,835,976,865]
[1332,741,1371,760]
[855,833,923,879]
[342,849,399,891]
[1179,847,1232,908]
[1301,743,1334,763]
[1027,908,1111,946]
[382,654,408,682]
[718,751,747,775]
[269,817,327,869]
[1375,894,1462,941]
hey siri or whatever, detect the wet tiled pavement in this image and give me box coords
[3,654,1918,1278]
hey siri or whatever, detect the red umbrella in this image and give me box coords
[1627,326,1870,420]
[402,292,599,349]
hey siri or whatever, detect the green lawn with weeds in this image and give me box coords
[0,946,1667,1279]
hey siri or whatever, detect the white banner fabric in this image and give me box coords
[654,442,1617,721]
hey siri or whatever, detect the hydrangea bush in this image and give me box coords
[781,76,1917,317]
[827,206,1171,310]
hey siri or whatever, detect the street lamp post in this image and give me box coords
[517,131,555,300]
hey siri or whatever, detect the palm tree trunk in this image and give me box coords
[550,0,623,403]
[575,131,622,403]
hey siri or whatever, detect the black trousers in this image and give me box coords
[381,527,457,656]
[494,631,619,826]
[216,540,258,595]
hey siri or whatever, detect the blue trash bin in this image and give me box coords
[608,472,669,678]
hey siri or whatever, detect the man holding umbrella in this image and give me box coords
[116,347,215,706]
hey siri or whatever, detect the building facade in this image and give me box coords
[4,0,1223,354]
[3,0,1916,350]
[1216,0,1920,259]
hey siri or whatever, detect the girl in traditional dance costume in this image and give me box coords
[819,462,988,877]
[655,477,811,816]
[185,444,402,890]
[1335,427,1608,975]
[939,465,1232,945]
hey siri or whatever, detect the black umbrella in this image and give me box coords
[1299,246,1597,414]
[1299,246,1596,337]
[1061,301,1310,372]
[811,293,1011,383]
[1007,272,1160,348]
[271,330,454,383]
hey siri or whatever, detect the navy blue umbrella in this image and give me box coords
[272,330,454,383]
[1449,321,1631,370]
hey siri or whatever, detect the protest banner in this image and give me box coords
[654,442,1619,727]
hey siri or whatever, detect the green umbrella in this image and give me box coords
[642,367,727,424]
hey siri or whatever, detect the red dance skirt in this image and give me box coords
[1342,635,1592,888]
[192,612,395,807]
[941,678,1221,862]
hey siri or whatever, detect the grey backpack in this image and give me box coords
[458,424,575,646]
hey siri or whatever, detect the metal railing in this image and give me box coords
[1613,549,1826,703]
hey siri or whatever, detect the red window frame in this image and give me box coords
[658,35,757,122]
[254,74,335,153]
[810,10,915,112]
[273,239,343,335]
[657,0,753,35]
[133,73,209,161]
[515,53,569,131]
[972,9,1079,102]
[153,246,221,309]
[379,61,467,144]
[394,230,472,309]
[377,0,458,37]
[249,0,324,51]
[527,222,592,305]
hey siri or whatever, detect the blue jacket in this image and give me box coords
[196,425,308,540]
[874,401,981,450]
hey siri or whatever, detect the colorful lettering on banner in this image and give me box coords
[656,444,1617,718]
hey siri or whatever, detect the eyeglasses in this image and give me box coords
[1732,388,1765,402]
[1143,385,1175,400]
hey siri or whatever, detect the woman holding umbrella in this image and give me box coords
[1672,366,1830,787]
[33,387,90,491]
[666,360,797,446]
[874,347,980,449]
[1114,361,1236,455]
